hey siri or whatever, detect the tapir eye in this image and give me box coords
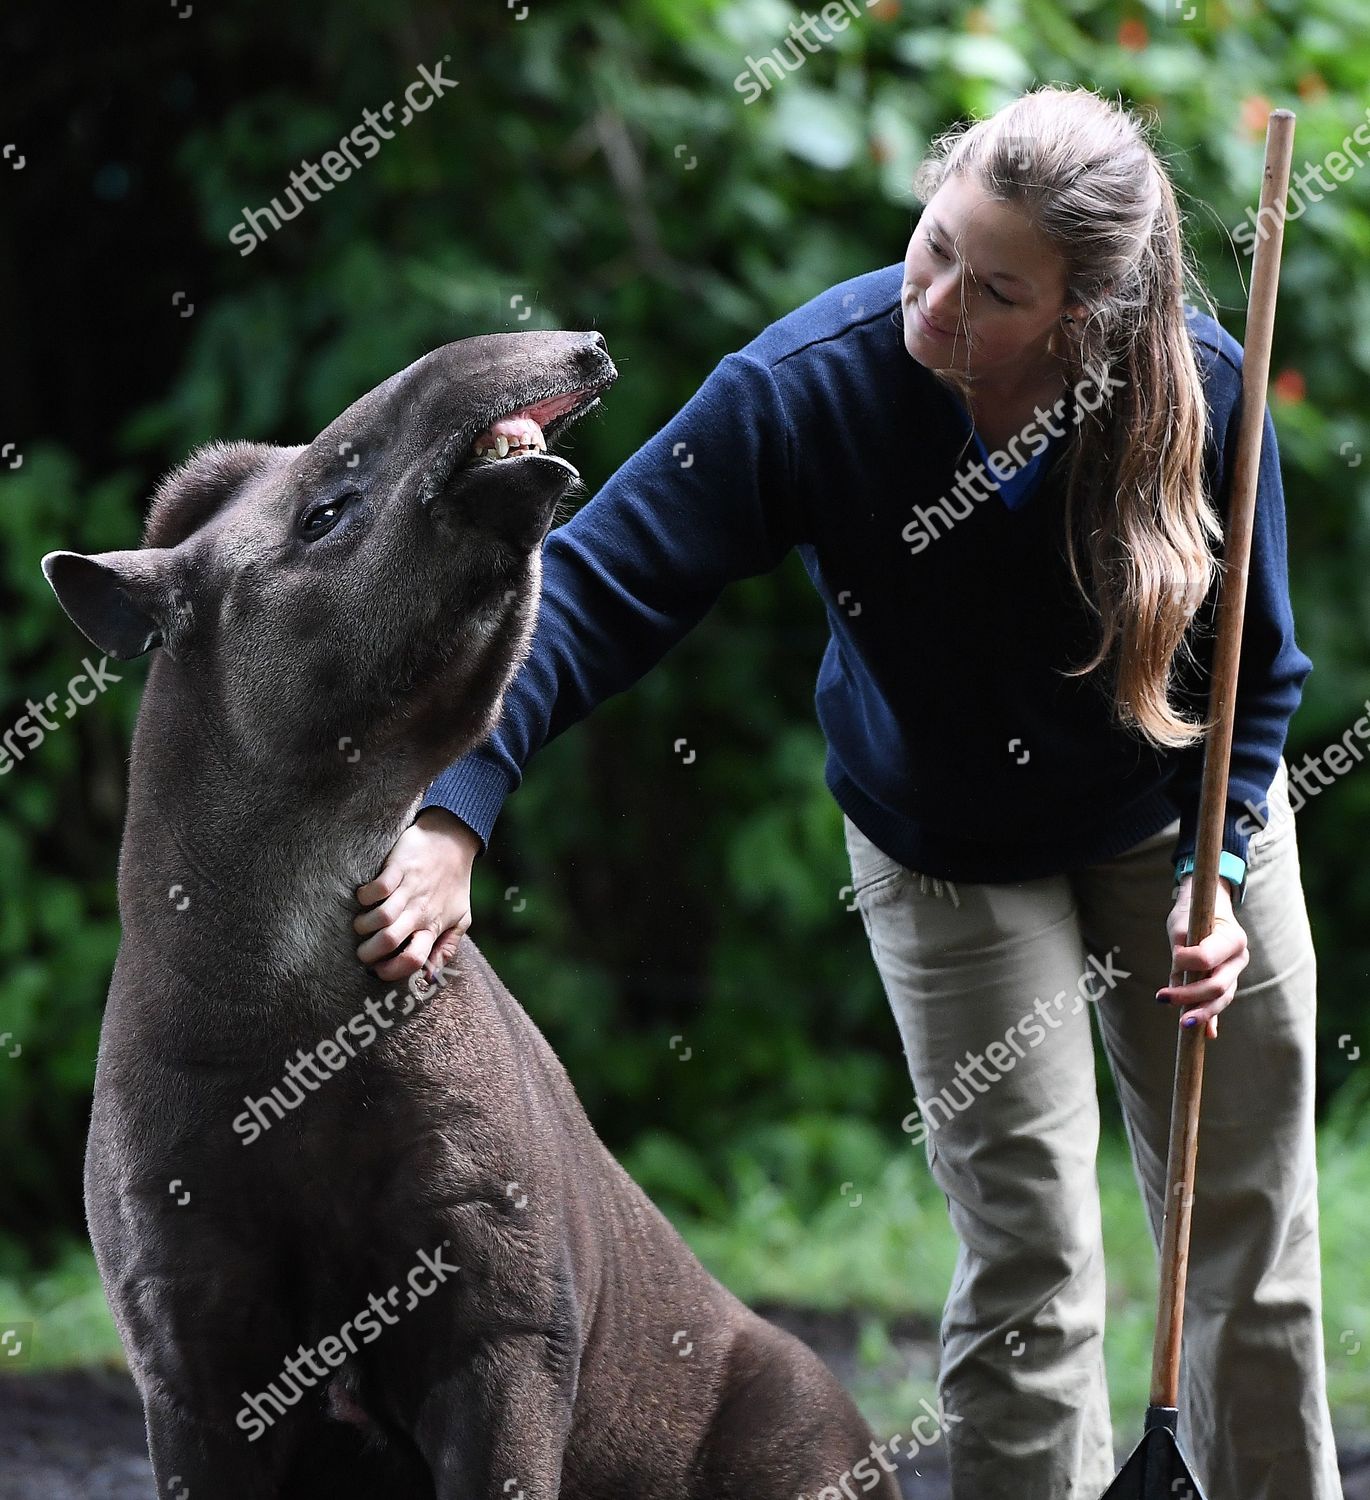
[299,492,358,542]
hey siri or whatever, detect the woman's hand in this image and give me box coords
[354,808,481,982]
[1157,874,1250,1039]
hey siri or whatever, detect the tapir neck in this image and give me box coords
[115,665,446,1029]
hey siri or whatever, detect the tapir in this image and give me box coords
[41,330,902,1499]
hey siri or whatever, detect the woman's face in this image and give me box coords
[901,171,1077,385]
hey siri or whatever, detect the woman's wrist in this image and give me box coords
[1172,870,1237,902]
[416,806,481,858]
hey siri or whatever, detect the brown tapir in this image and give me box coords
[41,331,902,1499]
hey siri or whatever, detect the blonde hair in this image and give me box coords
[911,84,1224,750]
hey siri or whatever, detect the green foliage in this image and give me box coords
[0,451,138,1233]
[0,1237,125,1372]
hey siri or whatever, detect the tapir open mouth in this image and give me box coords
[462,379,613,477]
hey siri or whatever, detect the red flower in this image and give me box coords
[1241,95,1274,137]
[1273,368,1305,404]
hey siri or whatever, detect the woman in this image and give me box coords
[352,86,1340,1499]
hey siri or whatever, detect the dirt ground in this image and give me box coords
[4,1359,947,1500]
[1,1312,1366,1499]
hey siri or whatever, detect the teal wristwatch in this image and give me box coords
[1173,851,1248,907]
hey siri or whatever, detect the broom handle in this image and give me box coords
[1148,108,1297,1411]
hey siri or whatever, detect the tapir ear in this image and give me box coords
[39,548,185,661]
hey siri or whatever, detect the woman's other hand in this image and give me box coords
[1158,873,1251,1039]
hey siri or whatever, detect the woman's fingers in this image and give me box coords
[1158,943,1249,998]
[1181,1001,1225,1039]
[422,920,471,984]
[356,902,429,966]
[356,858,407,907]
[1169,927,1241,978]
[371,927,436,982]
[1160,953,1250,1036]
[1158,953,1245,1010]
[353,880,411,938]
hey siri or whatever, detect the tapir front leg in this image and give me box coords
[401,1332,577,1500]
[99,1239,312,1499]
[144,1394,305,1498]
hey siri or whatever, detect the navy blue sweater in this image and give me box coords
[422,263,1312,883]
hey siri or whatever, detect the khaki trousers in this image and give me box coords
[843,759,1342,1500]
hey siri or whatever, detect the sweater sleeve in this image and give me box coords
[1166,368,1313,874]
[418,350,802,854]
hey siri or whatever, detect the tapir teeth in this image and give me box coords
[471,434,549,460]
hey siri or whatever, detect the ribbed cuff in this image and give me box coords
[418,754,515,858]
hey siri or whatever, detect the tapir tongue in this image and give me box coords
[471,387,598,454]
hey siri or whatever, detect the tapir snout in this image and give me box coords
[41,330,618,774]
